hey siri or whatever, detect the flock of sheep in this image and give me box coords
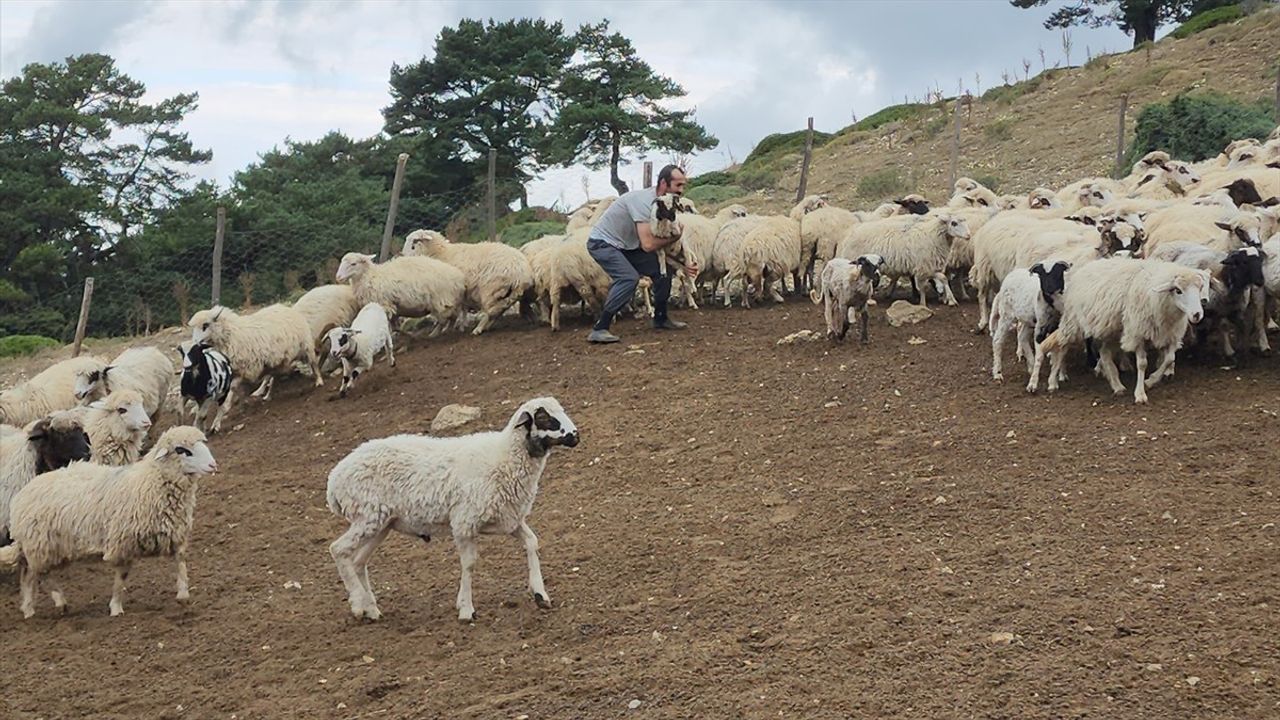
[0,125,1277,623]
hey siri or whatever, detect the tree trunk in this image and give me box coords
[1131,7,1158,47]
[519,185,529,210]
[609,129,629,195]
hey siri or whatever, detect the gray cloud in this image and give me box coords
[2,0,157,72]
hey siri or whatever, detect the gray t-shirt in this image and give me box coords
[589,187,656,251]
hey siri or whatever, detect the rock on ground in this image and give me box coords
[431,404,481,433]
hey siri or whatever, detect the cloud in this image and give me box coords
[0,0,157,73]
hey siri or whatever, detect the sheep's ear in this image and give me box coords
[1261,196,1280,207]
[1029,263,1046,275]
[348,329,362,335]
[88,400,106,410]
[212,307,224,320]
[1214,221,1232,232]
[154,447,169,459]
[27,419,50,441]
[515,410,533,431]
[1136,174,1156,187]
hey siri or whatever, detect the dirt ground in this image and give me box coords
[2,298,1278,720]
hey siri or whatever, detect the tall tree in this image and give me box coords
[382,18,573,207]
[546,21,718,194]
[1010,0,1236,47]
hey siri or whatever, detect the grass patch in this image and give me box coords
[1118,64,1176,93]
[984,116,1016,142]
[688,170,736,188]
[0,335,61,358]
[857,169,910,200]
[1171,5,1243,39]
[742,129,833,168]
[500,221,566,248]
[847,103,927,133]
[685,184,748,205]
[982,74,1045,105]
[922,114,950,139]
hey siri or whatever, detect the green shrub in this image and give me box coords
[1127,92,1276,164]
[922,114,949,139]
[743,130,834,167]
[1171,4,1243,38]
[857,169,910,200]
[736,152,798,190]
[0,279,28,306]
[982,74,1044,105]
[848,103,927,133]
[0,307,69,340]
[984,116,1016,142]
[0,335,61,358]
[687,170,736,188]
[685,184,748,205]
[500,221,566,248]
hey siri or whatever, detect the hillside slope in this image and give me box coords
[711,8,1280,213]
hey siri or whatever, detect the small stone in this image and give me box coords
[628,699,642,710]
[907,336,927,345]
[989,631,1016,645]
[1145,663,1163,672]
[283,580,302,590]
[1186,676,1200,686]
[1006,430,1016,439]
[1161,511,1174,520]
[362,655,375,664]
[624,349,645,355]
[431,404,481,433]
[886,300,934,327]
[337,703,347,710]
[933,495,948,505]
[823,401,841,408]
[232,423,245,432]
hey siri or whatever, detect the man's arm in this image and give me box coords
[637,221,681,253]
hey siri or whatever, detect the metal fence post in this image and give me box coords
[379,152,410,261]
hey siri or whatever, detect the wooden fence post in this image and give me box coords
[643,161,653,189]
[948,97,964,191]
[211,206,225,306]
[72,277,94,357]
[379,152,410,261]
[487,148,497,243]
[795,117,814,202]
[1274,63,1279,119]
[1114,94,1129,179]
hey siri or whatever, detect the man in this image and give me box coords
[585,164,697,344]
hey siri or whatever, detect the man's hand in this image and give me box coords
[683,260,699,279]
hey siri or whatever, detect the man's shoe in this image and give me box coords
[652,318,687,330]
[587,329,621,343]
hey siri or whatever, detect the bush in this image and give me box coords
[1171,4,1243,39]
[921,114,949,139]
[984,116,1016,142]
[982,75,1044,105]
[0,307,70,340]
[743,130,834,167]
[0,335,61,358]
[847,103,927,133]
[857,169,910,200]
[1127,92,1276,164]
[685,184,748,205]
[687,170,736,188]
[500,221,566,248]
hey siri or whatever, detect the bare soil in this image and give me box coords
[2,299,1278,719]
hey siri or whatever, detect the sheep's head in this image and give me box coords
[325,326,360,361]
[1152,270,1209,325]
[1221,246,1266,290]
[90,390,151,432]
[403,230,447,257]
[1222,178,1264,208]
[150,426,217,475]
[953,177,980,194]
[1193,189,1237,209]
[1028,188,1058,210]
[1214,213,1262,248]
[935,213,971,241]
[998,195,1022,210]
[74,366,111,402]
[651,193,681,238]
[1167,161,1200,189]
[27,410,91,474]
[1132,150,1171,175]
[855,254,885,287]
[1079,183,1113,208]
[895,194,929,215]
[336,253,375,283]
[511,397,579,458]
[717,204,749,221]
[189,306,231,344]
[676,197,698,214]
[955,191,991,208]
[1227,146,1259,170]
[1030,260,1071,301]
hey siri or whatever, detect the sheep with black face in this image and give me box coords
[810,255,883,343]
[326,397,579,622]
[1,411,91,545]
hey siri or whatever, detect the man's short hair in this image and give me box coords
[657,164,685,188]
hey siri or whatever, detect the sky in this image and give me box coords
[0,0,1140,209]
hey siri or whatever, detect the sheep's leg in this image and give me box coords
[1254,289,1273,353]
[933,272,958,306]
[975,283,990,332]
[514,522,551,609]
[306,345,324,387]
[1097,347,1126,395]
[769,278,785,304]
[209,380,240,434]
[913,274,930,309]
[823,296,836,339]
[471,311,493,336]
[1027,343,1047,393]
[991,309,1008,380]
[109,563,130,617]
[385,335,396,368]
[859,306,870,344]
[1017,324,1035,376]
[338,358,354,398]
[352,526,391,601]
[19,564,38,619]
[1145,345,1178,388]
[49,584,67,615]
[454,535,480,623]
[174,544,191,603]
[549,287,562,332]
[330,520,387,620]
[250,377,271,398]
[1133,345,1150,404]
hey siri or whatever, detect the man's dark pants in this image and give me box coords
[587,237,671,331]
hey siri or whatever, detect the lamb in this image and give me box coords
[402,230,536,335]
[0,411,91,545]
[293,284,360,350]
[1,355,109,427]
[988,262,1070,381]
[326,397,579,622]
[324,302,396,398]
[73,346,173,423]
[176,342,233,433]
[838,212,971,308]
[66,390,152,466]
[1028,258,1209,403]
[0,426,217,618]
[809,255,883,343]
[335,252,466,337]
[189,303,322,409]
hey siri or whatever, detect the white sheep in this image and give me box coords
[1,355,109,427]
[677,205,747,304]
[520,234,566,261]
[336,252,466,337]
[536,235,612,331]
[189,303,323,410]
[65,389,151,466]
[325,302,395,398]
[1129,160,1202,199]
[73,346,173,423]
[989,262,1070,381]
[293,284,360,350]
[326,397,579,622]
[733,216,802,307]
[1028,258,1210,403]
[0,426,217,618]
[810,255,883,343]
[1,411,92,545]
[1142,205,1266,256]
[706,214,767,305]
[402,230,536,335]
[838,212,971,308]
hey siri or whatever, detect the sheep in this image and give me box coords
[189,304,322,411]
[707,214,768,305]
[734,216,802,307]
[0,426,217,618]
[988,262,1070,381]
[1142,205,1266,256]
[1152,244,1269,360]
[66,389,152,466]
[335,252,466,337]
[402,230,536,335]
[1056,179,1125,211]
[1028,258,1210,403]
[326,397,579,622]
[1196,166,1280,203]
[538,236,613,331]
[1129,160,1202,199]
[809,255,883,343]
[948,181,998,210]
[678,205,747,303]
[805,205,861,271]
[293,284,360,350]
[838,212,971,308]
[1,411,91,545]
[943,206,1000,301]
[1,355,109,427]
[324,302,395,398]
[176,342,233,433]
[520,234,566,261]
[73,346,173,424]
